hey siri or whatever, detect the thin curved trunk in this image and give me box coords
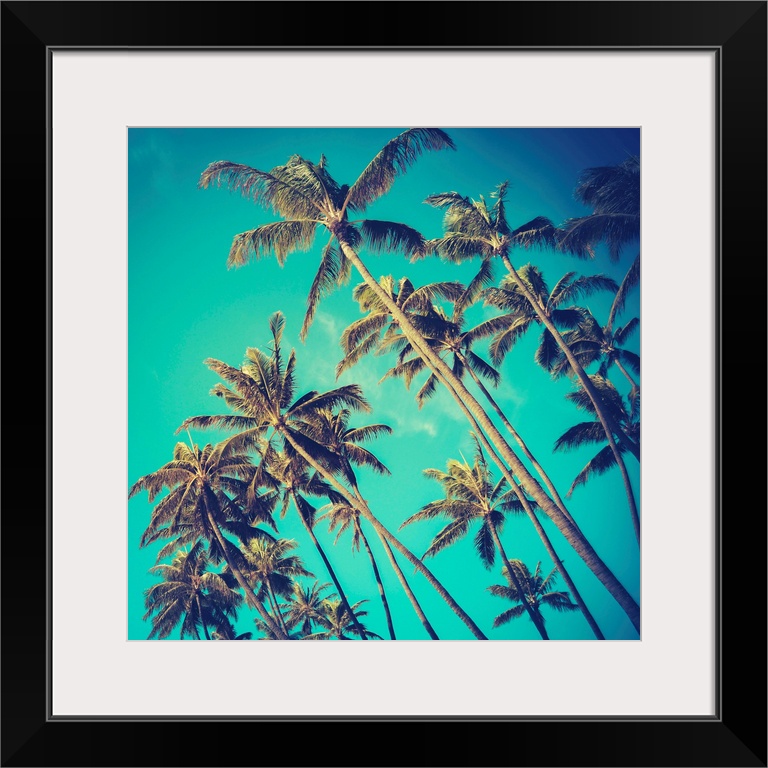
[460,353,579,530]
[337,237,639,633]
[281,429,488,639]
[291,491,367,640]
[486,516,549,639]
[353,516,397,640]
[499,255,640,542]
[202,489,288,639]
[373,521,440,640]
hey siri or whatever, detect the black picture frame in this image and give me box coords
[3,2,765,766]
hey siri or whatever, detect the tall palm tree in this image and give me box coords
[129,437,288,639]
[307,407,440,640]
[550,254,641,403]
[476,264,640,536]
[143,544,243,640]
[488,560,579,638]
[557,156,640,262]
[199,134,639,632]
[338,281,606,639]
[425,184,641,462]
[554,376,641,541]
[239,537,314,637]
[305,599,382,640]
[264,449,368,639]
[402,440,556,639]
[178,312,487,639]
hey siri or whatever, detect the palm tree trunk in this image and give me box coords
[460,354,579,529]
[292,493,368,640]
[336,236,640,633]
[486,517,549,639]
[354,516,397,640]
[378,526,440,640]
[265,581,290,636]
[202,489,288,639]
[281,429,488,639]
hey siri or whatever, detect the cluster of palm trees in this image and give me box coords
[130,128,640,640]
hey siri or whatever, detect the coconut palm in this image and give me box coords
[488,560,579,638]
[129,437,288,639]
[305,599,382,640]
[554,376,641,540]
[178,312,487,639]
[239,537,314,637]
[200,133,639,632]
[551,254,641,401]
[282,580,336,637]
[557,156,640,262]
[339,282,606,639]
[143,544,243,640]
[425,183,641,463]
[402,440,554,638]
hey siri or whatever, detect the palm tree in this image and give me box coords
[551,254,641,401]
[402,440,557,639]
[129,437,288,639]
[425,183,641,462]
[339,281,605,639]
[477,264,640,536]
[488,560,579,638]
[199,134,639,632]
[178,312,487,639]
[239,537,314,637]
[308,406,441,640]
[341,279,577,525]
[557,156,640,262]
[317,502,397,640]
[143,544,243,640]
[305,599,382,640]
[264,449,368,639]
[282,580,335,638]
[554,376,641,541]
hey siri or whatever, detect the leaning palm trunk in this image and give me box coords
[280,429,488,639]
[335,232,640,632]
[354,516,397,640]
[614,358,639,391]
[202,492,288,639]
[459,354,579,530]
[378,536,439,640]
[352,487,439,640]
[499,254,641,542]
[292,494,367,640]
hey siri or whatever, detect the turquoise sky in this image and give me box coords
[128,127,640,641]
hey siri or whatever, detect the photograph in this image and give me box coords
[127,126,642,643]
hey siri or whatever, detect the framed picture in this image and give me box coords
[6,1,764,765]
